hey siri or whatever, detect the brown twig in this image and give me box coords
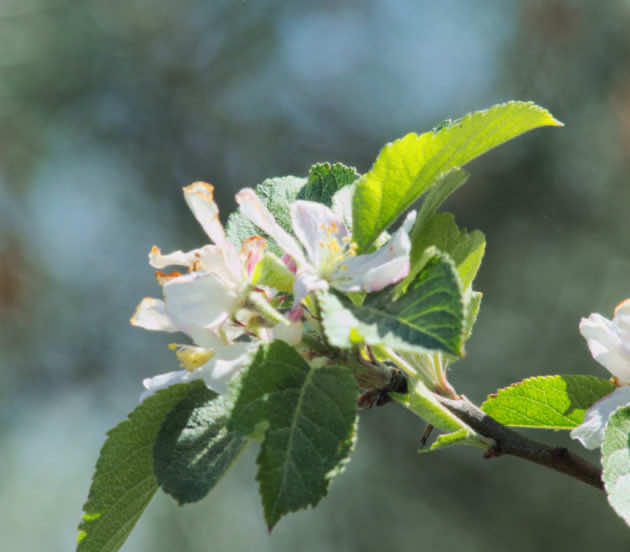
[434,395,603,491]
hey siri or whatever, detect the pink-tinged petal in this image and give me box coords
[198,343,255,394]
[570,387,630,449]
[361,257,410,292]
[290,200,349,268]
[140,369,196,401]
[282,253,297,274]
[130,297,178,332]
[241,235,267,277]
[163,271,237,332]
[148,245,200,269]
[183,182,241,278]
[236,188,307,266]
[580,313,630,383]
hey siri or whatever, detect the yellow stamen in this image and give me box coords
[169,343,215,371]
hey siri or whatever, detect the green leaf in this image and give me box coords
[153,383,247,505]
[352,101,562,251]
[297,162,359,206]
[391,380,489,452]
[252,252,295,293]
[226,175,306,253]
[319,252,464,356]
[414,167,469,230]
[602,405,630,526]
[462,290,482,342]
[481,375,616,429]
[77,382,199,552]
[228,340,358,530]
[406,212,486,292]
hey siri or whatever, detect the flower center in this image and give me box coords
[317,222,357,277]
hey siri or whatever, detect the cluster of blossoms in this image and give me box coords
[131,182,414,399]
[571,299,630,449]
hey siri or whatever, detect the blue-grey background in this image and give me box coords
[2,1,630,550]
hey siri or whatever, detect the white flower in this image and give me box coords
[131,182,267,344]
[571,299,630,449]
[235,187,414,305]
[131,181,300,397]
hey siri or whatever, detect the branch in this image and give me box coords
[435,395,603,491]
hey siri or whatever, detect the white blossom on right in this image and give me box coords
[571,299,630,449]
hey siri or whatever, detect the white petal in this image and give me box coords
[183,182,241,278]
[613,298,630,342]
[163,271,237,332]
[273,317,303,345]
[580,314,630,383]
[236,188,308,266]
[198,343,256,394]
[361,257,410,292]
[130,298,178,332]
[148,245,200,269]
[570,387,630,449]
[400,209,417,233]
[196,245,239,284]
[291,200,349,268]
[331,212,412,292]
[140,369,197,401]
[331,184,355,231]
[293,272,329,306]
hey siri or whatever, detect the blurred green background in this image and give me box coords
[2,1,630,550]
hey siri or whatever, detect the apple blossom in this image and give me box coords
[131,182,300,397]
[235,187,414,306]
[571,299,630,449]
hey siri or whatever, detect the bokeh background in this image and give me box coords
[2,0,630,550]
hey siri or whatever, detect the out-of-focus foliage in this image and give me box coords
[3,1,630,551]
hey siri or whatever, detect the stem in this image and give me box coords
[434,395,603,491]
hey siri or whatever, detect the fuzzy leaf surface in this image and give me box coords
[77,382,198,552]
[153,383,247,504]
[352,101,561,251]
[297,162,359,206]
[481,375,616,429]
[228,340,358,530]
[226,175,305,253]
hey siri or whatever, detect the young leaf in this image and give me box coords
[391,379,489,452]
[226,175,306,252]
[228,340,358,530]
[297,162,359,206]
[414,167,469,230]
[153,383,248,505]
[406,212,486,292]
[481,375,616,429]
[77,382,199,552]
[252,252,296,293]
[352,101,562,251]
[319,252,464,356]
[602,405,630,526]
[462,290,482,342]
